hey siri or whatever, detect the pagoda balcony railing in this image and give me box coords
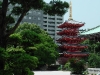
[63,52,89,54]
[59,44,87,46]
[62,29,79,32]
[63,53,89,57]
[57,41,86,45]
[63,52,89,56]
[57,37,87,44]
[57,37,87,41]
[57,32,78,36]
[59,45,88,50]
[57,41,82,44]
[57,30,79,34]
[59,52,89,56]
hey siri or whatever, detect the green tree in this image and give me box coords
[82,39,100,68]
[7,33,22,48]
[34,42,58,65]
[7,47,38,75]
[82,39,100,53]
[0,47,10,75]
[0,0,69,48]
[8,23,59,69]
[88,53,100,68]
[68,58,86,74]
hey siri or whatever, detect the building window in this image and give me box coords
[48,22,55,24]
[43,25,47,27]
[29,11,32,13]
[57,18,62,20]
[57,22,62,24]
[24,16,27,19]
[44,29,47,31]
[38,17,40,20]
[29,17,31,19]
[48,18,55,20]
[43,21,47,23]
[43,17,47,19]
[38,12,41,14]
[33,11,36,14]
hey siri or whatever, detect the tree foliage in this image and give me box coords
[0,46,38,75]
[82,39,100,68]
[67,58,86,74]
[8,23,59,70]
[88,53,100,68]
[8,51,38,75]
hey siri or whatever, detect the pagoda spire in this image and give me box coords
[68,0,73,20]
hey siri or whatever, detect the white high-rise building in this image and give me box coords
[21,9,63,43]
[0,0,64,43]
[42,14,63,43]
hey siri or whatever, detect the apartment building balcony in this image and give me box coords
[48,31,55,34]
[43,23,48,25]
[48,27,55,30]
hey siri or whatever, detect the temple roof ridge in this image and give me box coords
[81,25,100,35]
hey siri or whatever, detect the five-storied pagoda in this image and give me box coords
[57,1,89,65]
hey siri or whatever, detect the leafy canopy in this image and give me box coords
[8,23,59,67]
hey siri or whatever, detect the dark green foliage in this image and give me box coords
[7,47,38,75]
[69,58,86,74]
[11,6,23,15]
[82,39,100,53]
[8,52,38,70]
[10,0,46,10]
[0,47,8,70]
[0,70,13,75]
[44,0,69,15]
[8,23,59,70]
[88,53,100,68]
[0,47,12,75]
[0,47,38,75]
[34,42,58,65]
[8,33,22,47]
[82,39,100,68]
[6,16,15,24]
[21,30,41,47]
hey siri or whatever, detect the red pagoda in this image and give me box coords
[57,1,89,64]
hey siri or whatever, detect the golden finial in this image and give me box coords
[68,0,73,20]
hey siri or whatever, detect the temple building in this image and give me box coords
[57,1,89,65]
[80,25,100,42]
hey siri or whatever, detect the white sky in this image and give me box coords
[44,0,100,29]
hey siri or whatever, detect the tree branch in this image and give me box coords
[6,11,26,37]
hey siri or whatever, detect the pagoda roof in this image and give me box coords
[63,52,89,57]
[67,20,85,24]
[64,52,89,54]
[81,25,100,35]
[58,20,85,28]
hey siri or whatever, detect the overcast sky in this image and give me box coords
[44,0,100,29]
